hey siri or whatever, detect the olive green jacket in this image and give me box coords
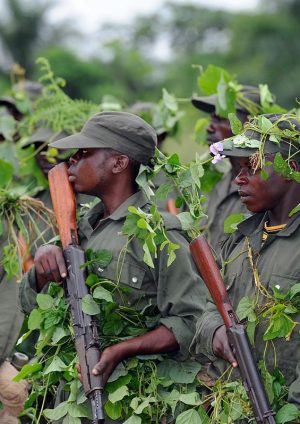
[203,170,247,254]
[0,230,24,365]
[191,211,300,407]
[20,190,207,359]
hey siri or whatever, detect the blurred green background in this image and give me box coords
[0,0,299,161]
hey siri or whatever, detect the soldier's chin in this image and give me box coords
[245,203,267,214]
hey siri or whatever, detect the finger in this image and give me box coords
[35,259,52,284]
[92,360,106,376]
[55,250,67,279]
[42,257,60,283]
[223,344,238,367]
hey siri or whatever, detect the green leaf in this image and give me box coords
[36,293,54,310]
[176,409,202,424]
[92,286,113,303]
[258,115,273,133]
[177,212,197,231]
[288,203,300,218]
[143,243,155,268]
[104,400,122,420]
[28,309,42,330]
[107,362,128,383]
[103,313,126,335]
[13,363,42,382]
[43,401,69,420]
[92,249,112,267]
[137,218,153,232]
[259,84,274,110]
[122,213,139,236]
[236,297,257,322]
[155,182,174,200]
[224,213,247,234]
[108,385,129,403]
[162,88,178,112]
[263,313,294,341]
[158,359,201,384]
[0,159,13,187]
[106,374,132,393]
[85,273,99,287]
[134,397,155,414]
[44,356,67,375]
[190,162,204,188]
[123,415,142,424]
[290,283,300,299]
[81,294,100,315]
[62,415,81,424]
[52,327,69,343]
[194,117,210,145]
[275,403,299,423]
[0,115,16,141]
[67,402,90,418]
[197,405,210,423]
[179,392,201,405]
[260,169,269,180]
[198,64,230,95]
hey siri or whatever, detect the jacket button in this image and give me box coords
[132,276,138,283]
[98,267,104,272]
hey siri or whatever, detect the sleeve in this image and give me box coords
[18,266,46,315]
[189,298,223,362]
[156,229,208,360]
[288,363,300,408]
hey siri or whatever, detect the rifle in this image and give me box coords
[48,162,105,423]
[190,235,276,424]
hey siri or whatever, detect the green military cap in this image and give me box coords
[222,113,300,161]
[192,85,270,115]
[21,127,68,148]
[50,111,157,164]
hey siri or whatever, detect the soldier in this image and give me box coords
[19,111,206,422]
[192,85,277,253]
[190,113,300,419]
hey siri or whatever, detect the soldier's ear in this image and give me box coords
[112,155,130,174]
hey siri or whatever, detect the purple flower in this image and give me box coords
[212,153,226,164]
[210,142,225,164]
[210,142,224,156]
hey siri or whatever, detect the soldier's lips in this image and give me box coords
[238,190,251,202]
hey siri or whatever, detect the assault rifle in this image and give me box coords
[48,162,105,423]
[190,235,276,424]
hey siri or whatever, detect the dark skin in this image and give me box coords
[212,154,300,366]
[34,147,179,386]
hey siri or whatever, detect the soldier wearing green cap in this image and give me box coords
[192,85,280,254]
[19,111,206,422]
[190,113,300,420]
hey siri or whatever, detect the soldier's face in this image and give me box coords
[206,114,232,145]
[68,148,113,196]
[234,156,288,213]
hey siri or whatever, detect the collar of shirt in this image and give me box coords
[78,190,150,239]
[237,211,300,255]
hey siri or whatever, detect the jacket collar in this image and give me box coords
[79,190,150,238]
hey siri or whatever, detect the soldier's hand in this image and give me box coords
[212,325,238,368]
[34,245,67,291]
[76,345,123,388]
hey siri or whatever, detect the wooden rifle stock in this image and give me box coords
[18,232,34,273]
[190,235,235,328]
[48,162,105,423]
[190,235,276,424]
[48,162,78,248]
